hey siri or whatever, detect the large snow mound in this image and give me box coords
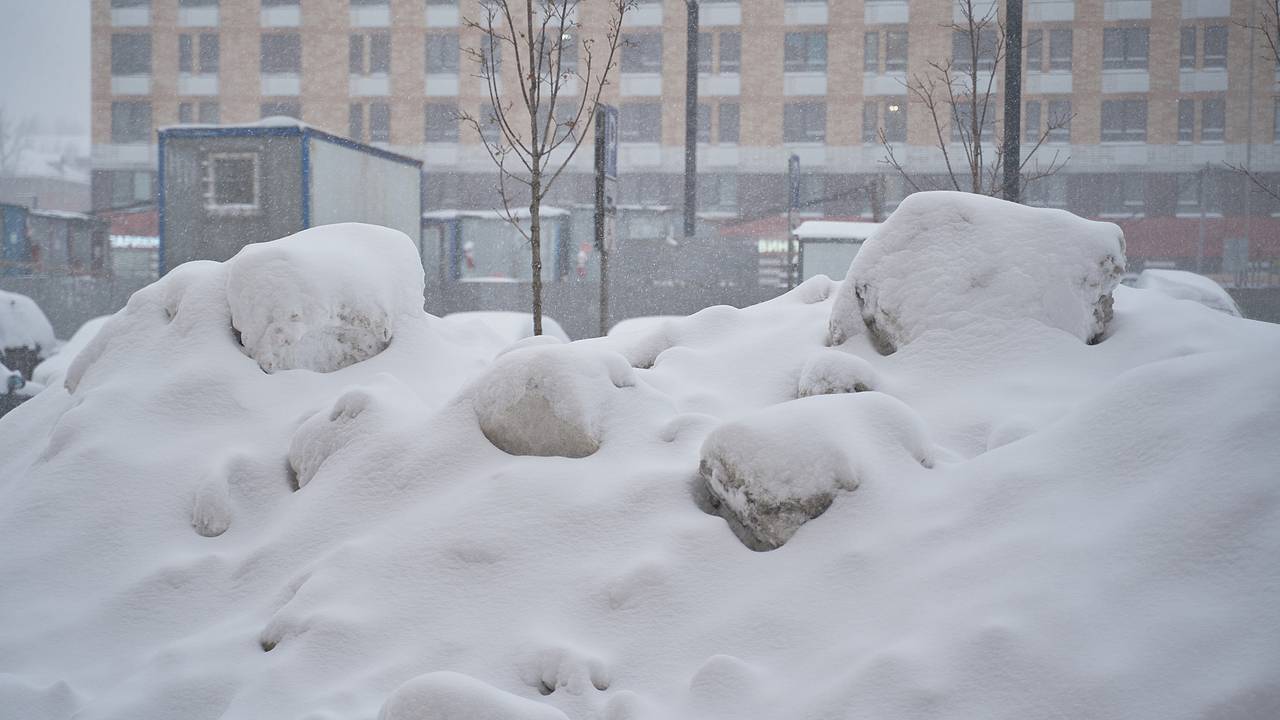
[226,223,426,373]
[1133,268,1241,317]
[699,392,935,550]
[0,290,56,353]
[829,191,1126,351]
[2,195,1279,720]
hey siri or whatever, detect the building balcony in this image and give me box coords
[425,73,460,96]
[863,72,907,96]
[350,74,390,96]
[1026,71,1072,95]
[1179,68,1227,93]
[1028,0,1074,21]
[784,71,827,96]
[1104,0,1150,20]
[110,6,149,26]
[261,73,301,96]
[350,4,390,27]
[178,5,219,27]
[178,73,218,96]
[111,75,151,95]
[701,2,741,26]
[261,4,300,27]
[1101,69,1149,93]
[620,73,662,97]
[699,72,740,96]
[785,2,827,25]
[628,3,663,27]
[425,4,459,26]
[864,1,909,25]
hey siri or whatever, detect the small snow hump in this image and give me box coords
[379,671,569,720]
[699,392,935,550]
[467,344,635,458]
[827,191,1126,352]
[225,223,426,373]
[797,349,880,398]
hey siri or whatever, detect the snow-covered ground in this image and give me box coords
[1,194,1278,720]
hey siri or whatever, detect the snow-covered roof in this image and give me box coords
[28,208,98,222]
[158,116,314,133]
[793,220,882,241]
[423,206,571,221]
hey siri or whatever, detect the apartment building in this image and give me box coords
[93,0,1280,273]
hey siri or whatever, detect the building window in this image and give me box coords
[425,33,459,73]
[697,32,713,73]
[111,34,151,75]
[952,102,996,142]
[1180,27,1196,69]
[351,33,391,74]
[1026,29,1042,73]
[1024,100,1041,143]
[784,102,826,143]
[1178,99,1195,142]
[1101,174,1144,216]
[719,103,739,143]
[349,103,364,140]
[477,102,501,144]
[698,174,738,211]
[1102,27,1148,70]
[1177,172,1223,215]
[179,102,194,124]
[260,101,300,118]
[1203,25,1227,69]
[261,33,301,73]
[1048,99,1071,142]
[1026,175,1067,209]
[424,102,458,142]
[863,32,879,72]
[883,102,906,142]
[1201,98,1225,142]
[784,32,827,73]
[885,31,908,72]
[1048,29,1072,71]
[862,102,879,143]
[369,102,390,142]
[180,0,218,6]
[622,33,662,73]
[690,104,709,142]
[204,152,259,213]
[620,103,661,142]
[952,28,998,72]
[198,101,219,123]
[110,101,151,142]
[1274,98,1280,142]
[1100,99,1146,142]
[718,32,740,73]
[179,33,219,73]
[109,170,152,207]
[112,0,149,6]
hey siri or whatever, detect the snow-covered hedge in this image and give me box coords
[828,191,1126,351]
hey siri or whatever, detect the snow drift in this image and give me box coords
[1133,268,1241,317]
[828,191,1126,351]
[2,203,1278,720]
[225,223,426,373]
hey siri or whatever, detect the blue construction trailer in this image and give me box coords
[158,120,423,274]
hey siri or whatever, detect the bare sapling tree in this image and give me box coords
[879,0,1069,197]
[0,106,37,178]
[1229,0,1280,201]
[459,0,631,335]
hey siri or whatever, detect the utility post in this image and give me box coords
[786,153,800,289]
[1002,0,1024,202]
[684,0,700,239]
[595,105,619,337]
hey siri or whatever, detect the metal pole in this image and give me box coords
[1002,0,1023,202]
[684,1,699,238]
[1244,0,1257,285]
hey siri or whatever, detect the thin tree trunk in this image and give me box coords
[529,160,543,336]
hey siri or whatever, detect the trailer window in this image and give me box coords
[204,152,259,214]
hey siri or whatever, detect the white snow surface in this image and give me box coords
[31,316,110,389]
[0,290,56,353]
[828,191,1126,350]
[443,311,572,345]
[225,223,426,373]
[2,201,1280,720]
[1134,268,1242,317]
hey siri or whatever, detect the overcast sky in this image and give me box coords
[0,0,90,137]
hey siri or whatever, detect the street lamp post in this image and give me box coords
[684,0,699,239]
